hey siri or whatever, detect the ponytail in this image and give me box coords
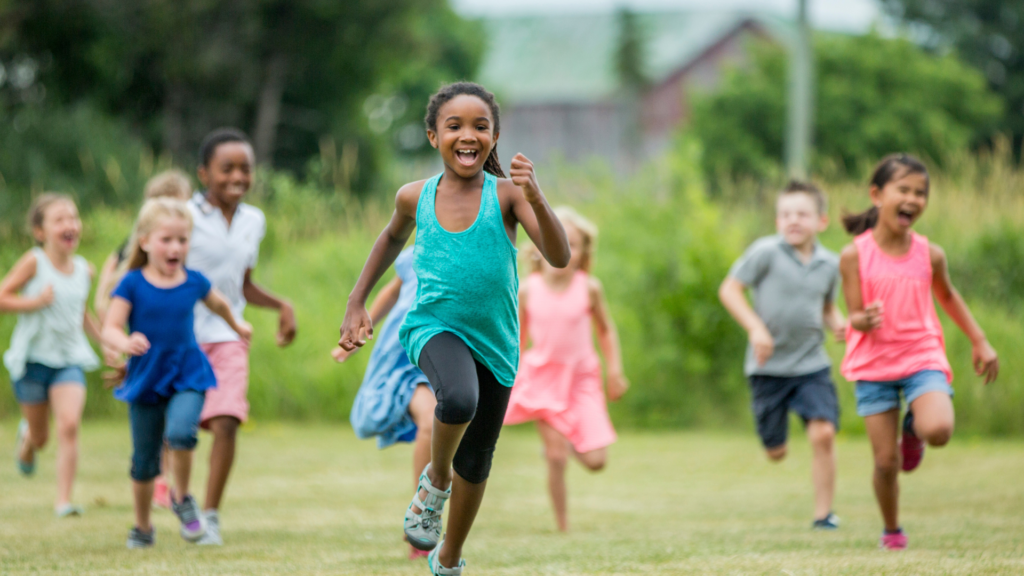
[842,206,879,235]
[484,147,506,178]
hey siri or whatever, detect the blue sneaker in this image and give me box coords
[812,512,840,530]
[428,540,464,575]
[170,492,206,542]
[127,526,155,549]
[404,464,450,551]
[15,420,34,476]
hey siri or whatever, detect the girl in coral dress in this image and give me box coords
[504,206,629,532]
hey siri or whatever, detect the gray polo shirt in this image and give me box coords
[729,235,840,377]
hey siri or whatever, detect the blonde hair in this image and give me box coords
[525,206,598,273]
[124,198,193,271]
[144,169,193,201]
[27,193,76,245]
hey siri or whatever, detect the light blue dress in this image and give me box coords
[349,248,431,448]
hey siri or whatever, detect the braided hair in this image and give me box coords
[424,82,506,178]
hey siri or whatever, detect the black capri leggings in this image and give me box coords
[418,332,512,484]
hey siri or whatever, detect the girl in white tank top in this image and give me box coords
[0,194,100,516]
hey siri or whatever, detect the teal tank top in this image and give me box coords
[399,172,520,387]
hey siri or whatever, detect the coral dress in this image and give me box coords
[504,271,617,453]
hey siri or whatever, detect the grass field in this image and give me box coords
[0,420,1022,575]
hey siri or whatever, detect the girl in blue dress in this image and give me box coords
[332,246,436,559]
[338,82,570,576]
[102,198,251,549]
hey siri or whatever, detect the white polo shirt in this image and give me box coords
[186,192,267,344]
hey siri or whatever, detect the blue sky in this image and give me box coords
[452,0,883,33]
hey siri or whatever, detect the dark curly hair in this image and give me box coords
[424,82,506,178]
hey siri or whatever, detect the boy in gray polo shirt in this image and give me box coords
[719,181,846,530]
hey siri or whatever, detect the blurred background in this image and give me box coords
[1,0,1022,437]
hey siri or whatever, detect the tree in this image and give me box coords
[689,32,1003,181]
[882,0,1024,158]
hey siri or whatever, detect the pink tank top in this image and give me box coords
[522,271,600,370]
[841,231,952,383]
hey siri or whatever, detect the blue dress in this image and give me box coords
[112,269,218,404]
[349,248,431,448]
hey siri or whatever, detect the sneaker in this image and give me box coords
[812,512,840,530]
[409,546,430,560]
[197,510,223,546]
[152,477,171,510]
[55,504,84,518]
[404,464,450,551]
[127,526,156,549]
[15,420,34,476]
[900,411,924,472]
[427,540,465,575]
[170,491,206,542]
[880,528,908,550]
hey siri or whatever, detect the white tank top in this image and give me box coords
[3,247,100,381]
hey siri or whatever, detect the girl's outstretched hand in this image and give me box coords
[607,372,630,401]
[509,153,542,203]
[338,304,373,352]
[973,340,999,384]
[124,332,150,356]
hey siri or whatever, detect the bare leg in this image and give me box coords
[438,472,487,569]
[133,480,155,532]
[170,449,194,502]
[414,419,468,514]
[408,385,437,487]
[18,402,49,463]
[765,444,787,462]
[204,416,239,510]
[536,421,570,532]
[807,419,836,520]
[573,447,608,472]
[909,392,954,447]
[864,410,900,532]
[50,383,86,508]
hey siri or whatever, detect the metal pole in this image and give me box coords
[786,0,813,180]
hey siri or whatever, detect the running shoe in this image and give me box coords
[152,477,171,510]
[127,526,155,549]
[409,547,431,560]
[55,504,84,518]
[170,492,206,542]
[428,540,465,575]
[880,528,907,550]
[15,420,34,476]
[197,510,223,546]
[812,512,840,530]
[404,464,450,551]
[900,411,924,472]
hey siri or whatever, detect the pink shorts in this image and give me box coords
[199,341,250,429]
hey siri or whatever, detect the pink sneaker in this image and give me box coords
[900,412,924,472]
[153,477,171,510]
[880,529,907,550]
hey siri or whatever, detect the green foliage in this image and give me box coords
[690,33,1004,181]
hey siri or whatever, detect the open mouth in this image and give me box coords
[455,149,479,167]
[60,232,78,245]
[166,257,181,268]
[897,207,916,226]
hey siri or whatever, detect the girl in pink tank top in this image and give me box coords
[504,207,628,532]
[839,154,999,550]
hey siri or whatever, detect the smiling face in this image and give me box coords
[198,141,254,206]
[871,170,929,234]
[427,94,497,179]
[139,216,191,278]
[34,200,82,254]
[776,192,827,250]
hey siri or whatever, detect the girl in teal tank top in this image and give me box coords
[338,82,570,574]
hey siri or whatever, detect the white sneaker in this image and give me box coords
[404,464,450,551]
[197,510,223,546]
[428,540,465,575]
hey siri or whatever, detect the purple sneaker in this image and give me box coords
[900,411,924,472]
[170,492,206,542]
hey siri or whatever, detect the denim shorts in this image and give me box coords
[12,363,86,404]
[855,370,953,417]
[129,390,206,481]
[748,367,840,449]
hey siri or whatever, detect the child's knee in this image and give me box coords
[436,390,477,425]
[453,447,494,484]
[164,422,199,451]
[31,429,50,450]
[545,446,569,469]
[582,454,606,472]
[416,416,434,438]
[765,445,787,461]
[56,418,79,442]
[808,421,836,450]
[874,453,899,476]
[920,423,953,447]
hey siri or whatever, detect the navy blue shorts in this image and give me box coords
[748,367,840,449]
[12,363,86,405]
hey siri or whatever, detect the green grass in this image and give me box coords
[1,421,1022,575]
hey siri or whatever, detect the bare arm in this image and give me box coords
[338,183,420,351]
[930,244,998,383]
[822,299,847,343]
[330,277,403,363]
[101,297,150,357]
[242,269,295,347]
[94,252,120,322]
[589,277,628,401]
[840,244,883,332]
[518,284,530,355]
[506,154,570,268]
[204,288,253,343]
[718,276,773,366]
[0,252,53,313]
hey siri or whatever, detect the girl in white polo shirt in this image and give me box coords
[186,128,297,545]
